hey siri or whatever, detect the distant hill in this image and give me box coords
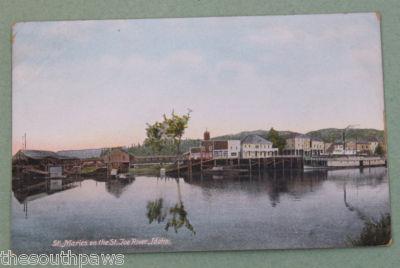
[305,128,384,143]
[211,128,384,143]
[212,130,299,141]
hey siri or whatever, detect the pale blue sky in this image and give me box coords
[12,13,384,152]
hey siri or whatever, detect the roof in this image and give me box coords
[287,133,310,139]
[100,147,129,157]
[241,134,272,145]
[296,134,310,139]
[57,148,103,159]
[325,144,335,153]
[15,150,77,160]
[311,137,323,142]
[367,137,381,142]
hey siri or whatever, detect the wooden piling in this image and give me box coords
[249,158,252,173]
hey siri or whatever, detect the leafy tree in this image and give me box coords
[375,143,385,156]
[163,110,191,155]
[144,110,191,155]
[144,121,166,153]
[267,127,286,153]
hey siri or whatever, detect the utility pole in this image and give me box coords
[342,125,358,155]
[22,133,27,150]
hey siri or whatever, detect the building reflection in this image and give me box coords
[105,177,135,198]
[12,176,81,219]
[181,169,329,207]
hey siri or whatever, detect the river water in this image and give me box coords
[11,167,390,253]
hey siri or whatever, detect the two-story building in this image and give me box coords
[228,140,241,158]
[310,138,325,156]
[284,134,311,156]
[189,131,241,160]
[213,140,229,159]
[241,134,278,158]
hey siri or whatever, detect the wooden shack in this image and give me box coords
[101,147,131,173]
[12,150,80,176]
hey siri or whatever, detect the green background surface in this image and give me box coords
[0,1,399,267]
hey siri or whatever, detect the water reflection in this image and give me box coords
[11,167,390,253]
[12,175,136,218]
[12,177,81,219]
[105,178,135,198]
[146,178,196,234]
[181,169,329,207]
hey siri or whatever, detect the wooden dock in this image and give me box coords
[166,155,387,175]
[166,156,304,175]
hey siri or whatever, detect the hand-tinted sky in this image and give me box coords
[12,13,384,153]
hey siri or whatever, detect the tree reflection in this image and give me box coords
[146,198,166,223]
[146,178,196,235]
[165,202,195,234]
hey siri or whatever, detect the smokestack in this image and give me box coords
[204,130,210,141]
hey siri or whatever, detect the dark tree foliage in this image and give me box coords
[267,127,286,153]
[375,143,385,156]
[349,214,391,246]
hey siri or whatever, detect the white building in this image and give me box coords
[241,134,278,159]
[228,140,241,158]
[327,142,356,155]
[369,140,379,154]
[211,140,241,159]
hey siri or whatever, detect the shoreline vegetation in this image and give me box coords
[349,214,391,247]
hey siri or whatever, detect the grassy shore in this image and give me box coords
[129,164,173,176]
[349,213,391,246]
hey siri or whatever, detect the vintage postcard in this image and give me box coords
[11,13,390,254]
